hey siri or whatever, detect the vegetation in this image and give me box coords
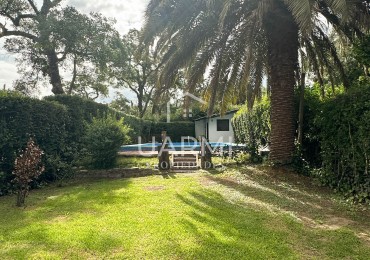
[316,85,370,203]
[84,117,130,169]
[142,0,369,163]
[0,91,69,195]
[0,0,122,97]
[232,98,270,159]
[0,2,370,257]
[116,156,157,169]
[0,93,195,193]
[12,138,44,207]
[1,169,370,258]
[113,29,161,118]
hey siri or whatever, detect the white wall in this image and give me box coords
[195,119,206,140]
[207,113,235,143]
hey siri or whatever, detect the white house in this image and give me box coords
[194,110,238,143]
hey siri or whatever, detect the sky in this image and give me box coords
[0,0,150,101]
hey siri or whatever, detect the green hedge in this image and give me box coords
[1,93,195,194]
[45,95,195,144]
[315,85,370,202]
[0,92,69,195]
[232,98,271,156]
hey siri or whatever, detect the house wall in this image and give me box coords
[207,113,235,143]
[195,119,206,140]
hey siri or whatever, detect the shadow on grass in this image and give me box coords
[202,166,370,244]
[172,187,370,259]
[174,190,294,259]
[0,179,133,256]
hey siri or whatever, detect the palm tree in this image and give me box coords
[142,0,369,163]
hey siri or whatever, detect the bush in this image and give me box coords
[232,98,270,158]
[0,91,69,195]
[84,116,130,169]
[46,95,195,144]
[12,138,45,207]
[315,85,370,203]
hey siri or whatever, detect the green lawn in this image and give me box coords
[1,166,370,259]
[116,156,158,168]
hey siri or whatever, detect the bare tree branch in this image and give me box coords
[27,0,40,14]
[0,23,38,40]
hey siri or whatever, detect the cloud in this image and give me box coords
[66,0,149,34]
[0,46,20,89]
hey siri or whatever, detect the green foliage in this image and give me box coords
[294,86,324,167]
[116,156,157,169]
[0,93,194,193]
[0,91,68,195]
[234,151,251,165]
[232,98,270,158]
[84,116,130,169]
[315,85,370,202]
[353,35,370,68]
[1,1,122,96]
[113,29,159,118]
[46,95,195,144]
[44,95,113,148]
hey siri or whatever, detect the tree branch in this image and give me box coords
[119,78,139,95]
[13,14,37,26]
[50,0,63,9]
[57,51,68,62]
[68,57,78,95]
[27,0,40,14]
[142,86,155,116]
[0,23,38,41]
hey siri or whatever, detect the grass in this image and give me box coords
[1,166,370,259]
[116,156,157,168]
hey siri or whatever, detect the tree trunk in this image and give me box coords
[138,95,144,118]
[16,189,27,207]
[46,49,65,95]
[264,1,299,164]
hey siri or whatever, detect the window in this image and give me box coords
[217,119,229,131]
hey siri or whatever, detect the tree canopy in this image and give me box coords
[142,0,370,163]
[0,0,124,97]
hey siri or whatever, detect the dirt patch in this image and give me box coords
[198,176,218,187]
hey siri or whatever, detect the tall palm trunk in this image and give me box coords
[264,1,299,164]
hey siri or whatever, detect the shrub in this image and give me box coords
[232,98,270,159]
[84,116,130,169]
[315,85,370,203]
[0,91,68,195]
[46,95,195,144]
[12,138,45,207]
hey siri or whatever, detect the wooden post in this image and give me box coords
[200,136,213,169]
[158,131,170,171]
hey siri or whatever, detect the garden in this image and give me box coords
[1,0,370,259]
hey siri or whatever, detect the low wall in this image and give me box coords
[77,168,161,179]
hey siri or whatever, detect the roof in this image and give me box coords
[193,109,239,121]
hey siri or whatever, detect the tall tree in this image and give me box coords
[142,0,369,163]
[0,0,122,96]
[113,29,160,118]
